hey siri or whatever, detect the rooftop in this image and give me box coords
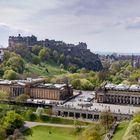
[0,78,71,89]
[36,83,67,89]
[0,78,44,85]
[104,83,140,92]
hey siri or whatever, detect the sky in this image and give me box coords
[0,0,140,53]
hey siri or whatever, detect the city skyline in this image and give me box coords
[0,0,140,53]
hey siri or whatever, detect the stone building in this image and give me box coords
[30,83,73,100]
[9,34,37,47]
[96,83,140,105]
[0,78,73,100]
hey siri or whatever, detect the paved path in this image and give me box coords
[24,121,87,129]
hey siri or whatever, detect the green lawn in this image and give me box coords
[24,125,80,140]
[112,121,129,140]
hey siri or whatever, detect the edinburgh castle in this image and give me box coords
[8,34,103,71]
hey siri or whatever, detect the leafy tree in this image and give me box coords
[112,75,123,84]
[0,90,10,101]
[80,68,88,73]
[60,63,64,69]
[16,94,30,103]
[79,123,104,140]
[36,107,44,117]
[24,109,37,121]
[0,126,6,140]
[10,43,31,60]
[80,79,94,90]
[110,61,121,74]
[66,55,71,63]
[52,50,59,61]
[71,79,81,89]
[32,45,42,55]
[3,69,17,80]
[130,70,140,82]
[68,65,78,73]
[4,50,11,61]
[39,48,50,60]
[0,69,4,77]
[88,71,95,77]
[100,110,114,129]
[97,71,109,81]
[6,56,25,73]
[3,111,24,135]
[31,54,40,64]
[125,135,137,140]
[7,129,26,140]
[59,54,65,63]
[129,123,140,140]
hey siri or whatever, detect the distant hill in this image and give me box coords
[8,34,103,71]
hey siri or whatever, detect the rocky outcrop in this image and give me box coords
[8,34,103,71]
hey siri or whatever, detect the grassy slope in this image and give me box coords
[24,60,67,77]
[24,125,80,140]
[112,121,129,140]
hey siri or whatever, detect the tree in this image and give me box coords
[100,110,114,129]
[66,55,71,63]
[6,56,25,73]
[36,107,44,117]
[0,126,6,140]
[3,111,24,135]
[79,123,103,140]
[3,70,17,80]
[47,108,53,118]
[74,120,82,133]
[32,45,42,55]
[4,50,11,61]
[39,48,50,60]
[125,135,137,140]
[52,50,59,61]
[0,90,10,101]
[59,54,65,63]
[15,94,30,103]
[10,43,31,60]
[7,129,26,140]
[80,68,88,73]
[60,63,64,69]
[130,123,140,140]
[110,62,121,74]
[71,79,81,89]
[97,71,109,81]
[0,69,4,77]
[80,79,94,90]
[31,54,40,64]
[68,65,77,73]
[130,70,140,82]
[25,109,37,121]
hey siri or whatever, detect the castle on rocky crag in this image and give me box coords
[9,34,87,51]
[8,34,103,71]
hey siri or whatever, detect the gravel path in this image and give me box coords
[24,121,87,128]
